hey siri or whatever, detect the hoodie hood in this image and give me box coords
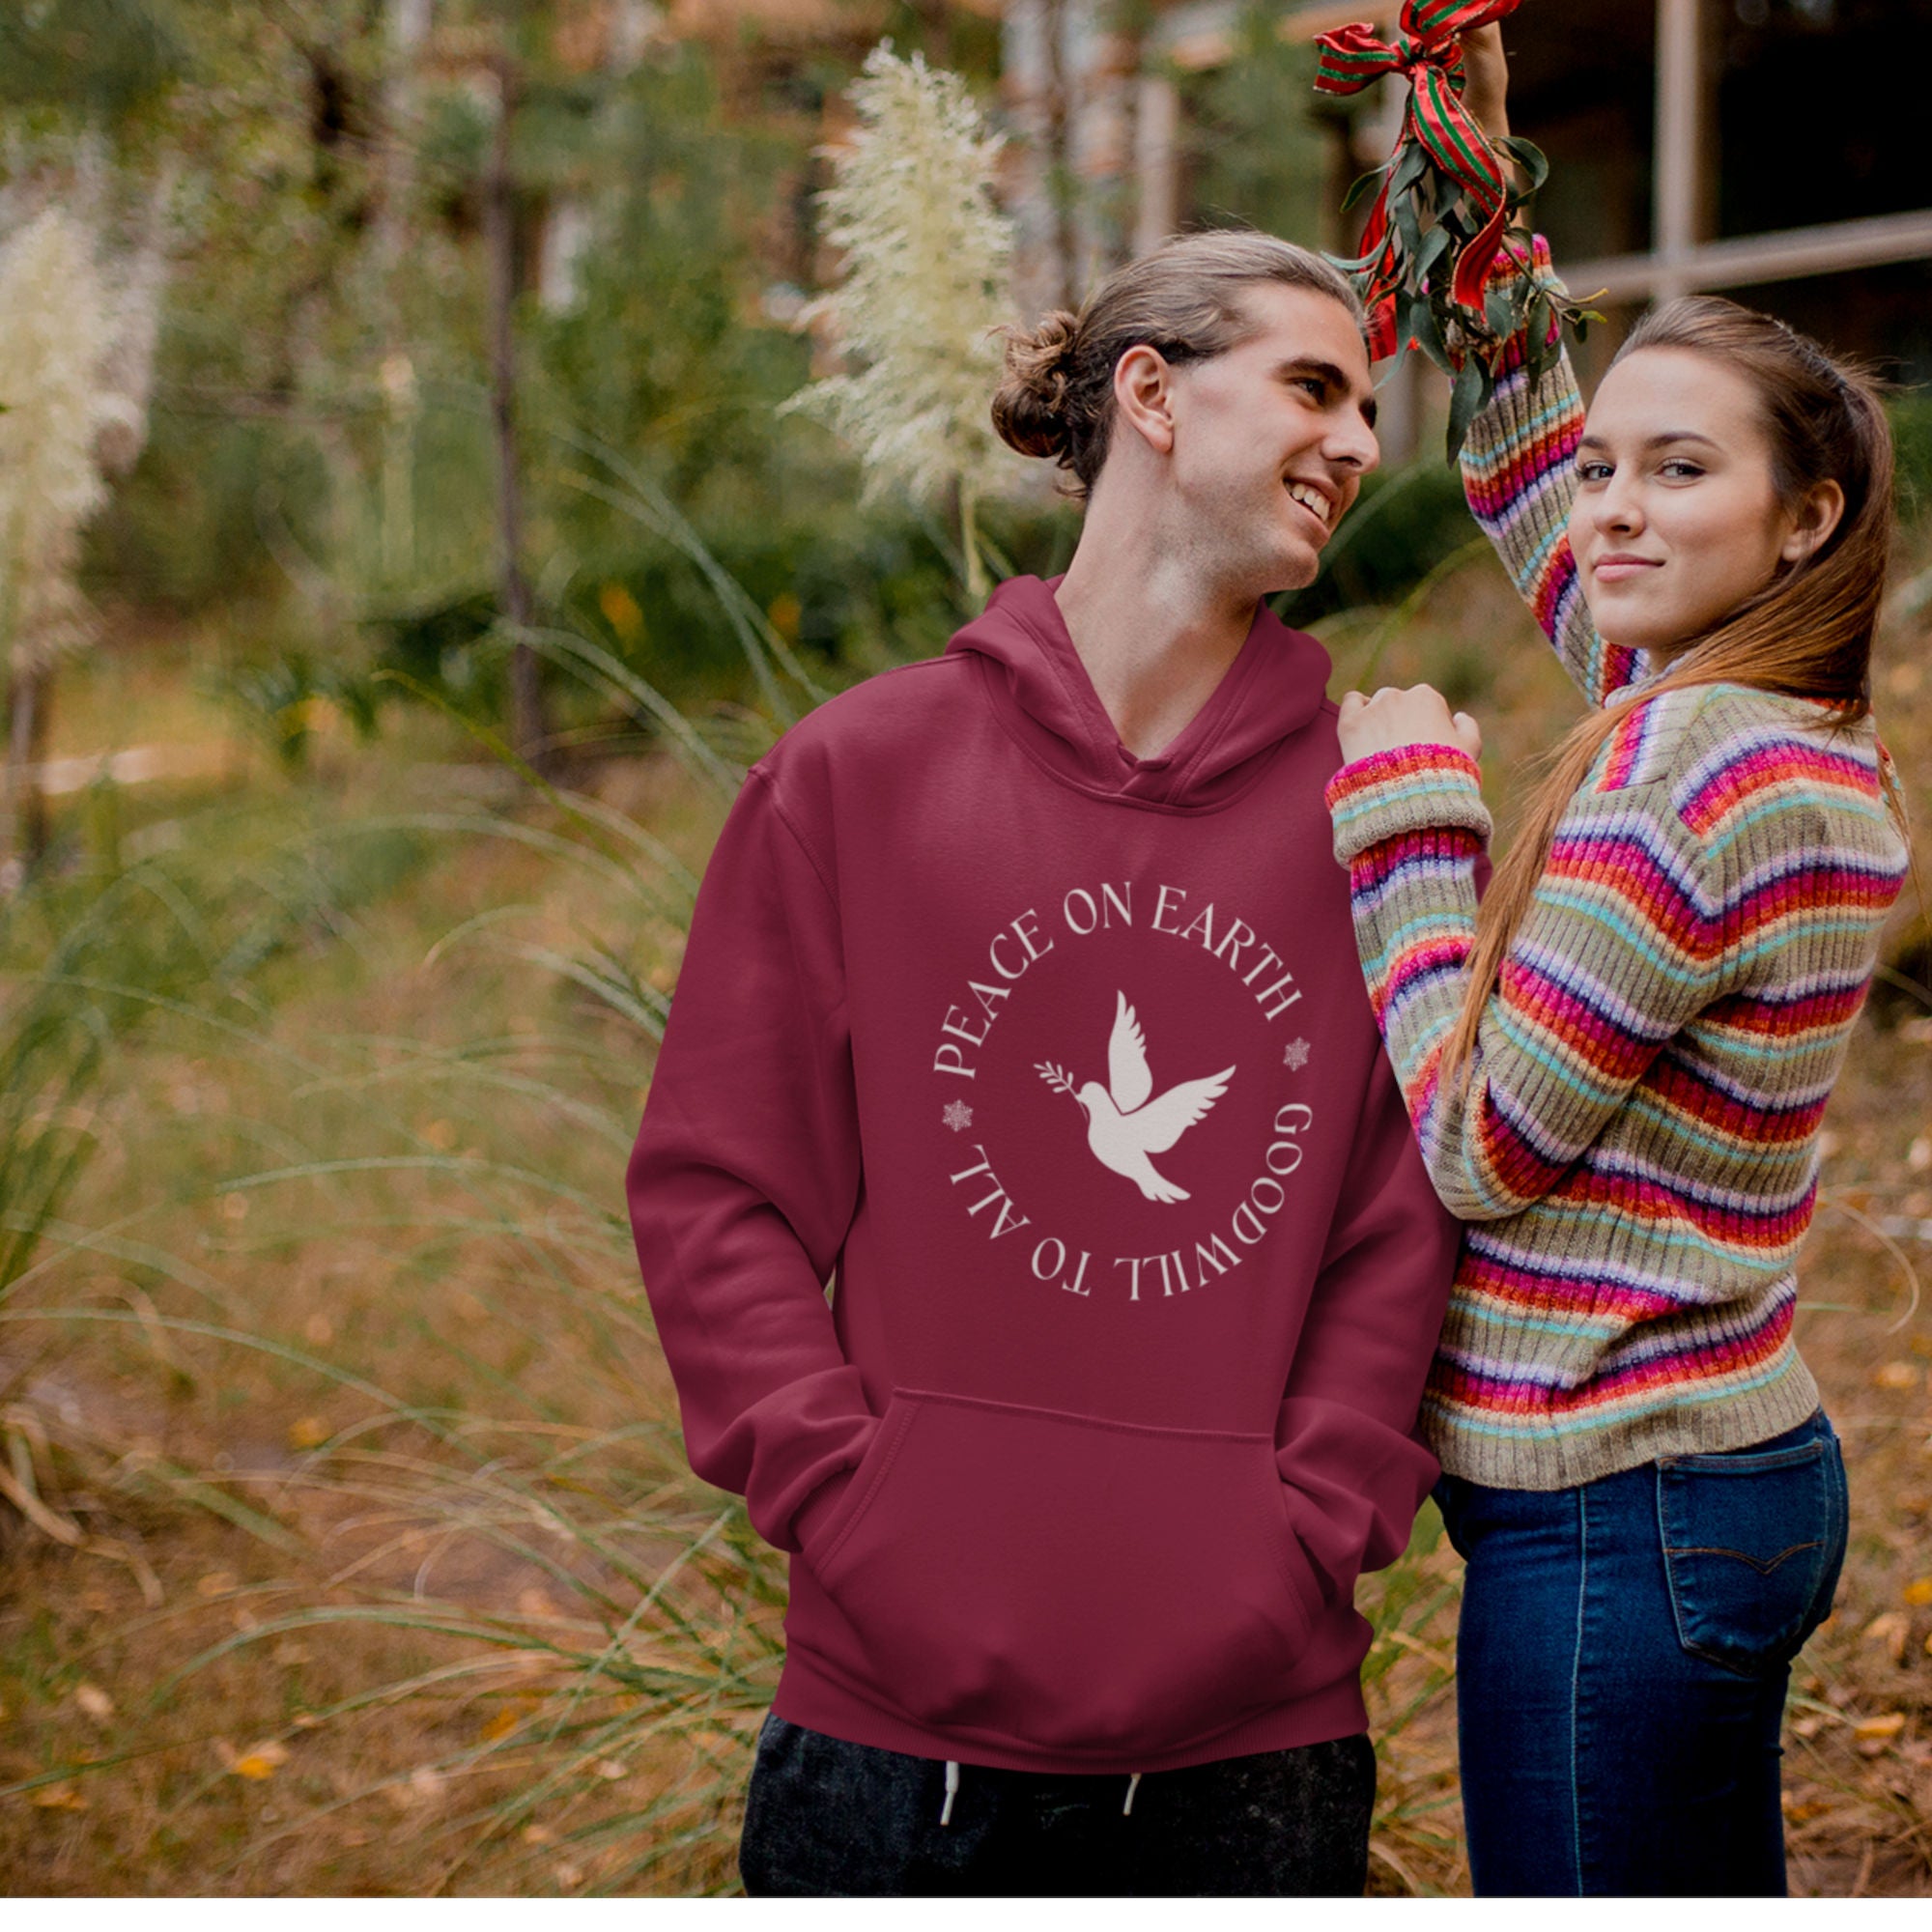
[944,574,1333,810]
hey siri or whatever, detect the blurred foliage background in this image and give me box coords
[0,0,1929,1899]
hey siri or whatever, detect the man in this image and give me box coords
[627,231,1460,1896]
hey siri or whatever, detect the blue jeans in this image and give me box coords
[738,1715,1376,1895]
[1435,1410,1848,1896]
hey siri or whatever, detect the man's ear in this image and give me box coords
[1781,478,1846,564]
[1113,344,1177,457]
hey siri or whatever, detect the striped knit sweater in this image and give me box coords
[1323,346,1910,1490]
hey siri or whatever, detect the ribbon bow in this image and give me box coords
[1316,1,1521,321]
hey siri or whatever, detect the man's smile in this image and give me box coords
[1284,476,1336,534]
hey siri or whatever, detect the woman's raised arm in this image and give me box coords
[1453,25,1643,706]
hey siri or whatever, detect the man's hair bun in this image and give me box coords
[990,311,1081,461]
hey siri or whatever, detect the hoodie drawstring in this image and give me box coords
[938,1758,1140,1826]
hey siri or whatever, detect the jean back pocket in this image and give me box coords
[1657,1423,1847,1680]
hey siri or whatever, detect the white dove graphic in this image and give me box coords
[1038,991,1235,1204]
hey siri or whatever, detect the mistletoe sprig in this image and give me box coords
[1316,0,1602,457]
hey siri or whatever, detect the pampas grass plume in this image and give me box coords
[0,208,120,669]
[785,45,1023,597]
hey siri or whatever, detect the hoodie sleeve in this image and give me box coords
[627,763,876,1554]
[1272,1043,1458,1605]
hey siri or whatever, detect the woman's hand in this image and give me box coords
[1337,685,1483,766]
[1459,22,1510,144]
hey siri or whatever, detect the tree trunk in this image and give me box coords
[376,0,432,586]
[485,34,550,774]
[5,661,52,872]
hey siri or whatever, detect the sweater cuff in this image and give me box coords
[1484,234,1561,373]
[1325,744,1492,867]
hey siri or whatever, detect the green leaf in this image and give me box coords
[1390,139,1430,200]
[1446,353,1489,462]
[1415,223,1453,283]
[1408,298,1453,377]
[1342,162,1391,214]
[1393,188,1423,262]
[1396,289,1428,358]
[1497,134,1551,195]
[1326,247,1386,279]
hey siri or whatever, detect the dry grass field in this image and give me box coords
[2,559,1929,1894]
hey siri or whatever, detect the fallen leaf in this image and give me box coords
[1906,1577,1932,1607]
[72,1682,114,1722]
[1854,1713,1907,1742]
[195,1571,236,1599]
[232,1740,289,1780]
[523,1824,556,1847]
[479,1708,520,1743]
[1865,1611,1911,1663]
[1875,1361,1919,1391]
[31,1782,86,1811]
[287,1416,329,1451]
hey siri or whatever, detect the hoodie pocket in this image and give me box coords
[803,1388,1320,1754]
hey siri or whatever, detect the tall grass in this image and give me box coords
[3,618,1486,1898]
[0,512,1487,1894]
[0,556,804,1889]
[13,831,1465,1894]
[14,384,1932,1895]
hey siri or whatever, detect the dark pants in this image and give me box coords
[1435,1410,1848,1896]
[738,1714,1376,1896]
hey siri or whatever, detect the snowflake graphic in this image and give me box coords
[942,1098,975,1132]
[1283,1038,1312,1071]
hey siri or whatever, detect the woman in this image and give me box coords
[1322,34,1909,1897]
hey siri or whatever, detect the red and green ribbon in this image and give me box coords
[1316,0,1521,320]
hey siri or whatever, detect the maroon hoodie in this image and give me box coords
[628,576,1458,1775]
